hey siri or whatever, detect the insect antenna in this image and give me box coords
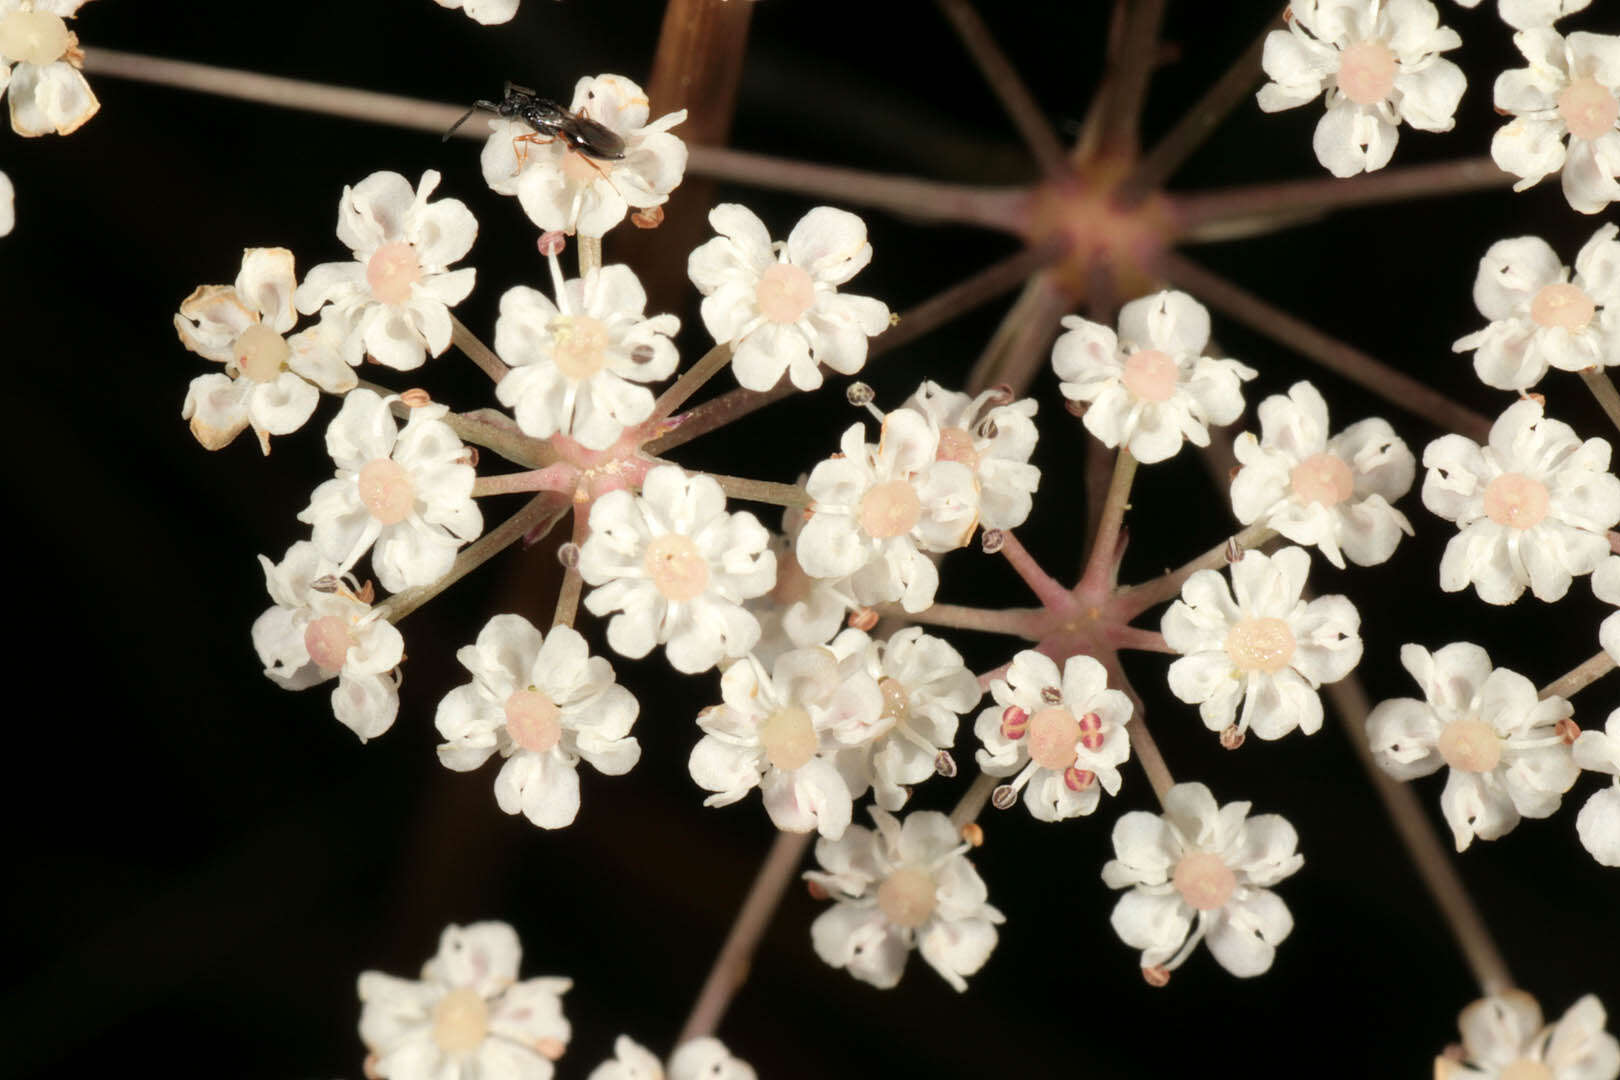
[442,100,499,142]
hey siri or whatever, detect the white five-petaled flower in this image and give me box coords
[900,380,1041,531]
[1453,225,1620,391]
[1163,546,1363,742]
[1422,398,1620,604]
[0,169,12,235]
[1052,290,1256,465]
[177,247,356,454]
[688,641,883,839]
[299,388,483,593]
[578,465,775,673]
[494,260,679,450]
[1232,381,1415,568]
[432,0,518,24]
[746,507,856,664]
[1257,0,1466,177]
[797,409,978,613]
[1452,0,1591,32]
[586,1036,756,1080]
[1574,709,1620,867]
[250,540,402,742]
[1436,991,1620,1080]
[0,0,98,136]
[974,650,1133,822]
[805,807,1004,991]
[358,921,572,1080]
[1366,642,1578,851]
[687,203,891,393]
[1103,781,1302,978]
[835,626,981,811]
[434,615,640,830]
[294,169,478,371]
[481,74,687,238]
[1492,27,1620,214]
[1594,556,1620,663]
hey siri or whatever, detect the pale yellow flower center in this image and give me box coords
[358,458,415,525]
[1558,76,1619,142]
[1172,851,1237,911]
[858,479,922,539]
[551,314,612,381]
[0,12,70,66]
[1500,1059,1553,1080]
[1225,616,1296,674]
[1437,718,1502,773]
[1483,472,1549,530]
[432,986,490,1054]
[505,689,562,754]
[878,676,910,722]
[1290,452,1354,507]
[1337,40,1399,106]
[304,615,353,673]
[759,705,816,772]
[1027,706,1080,771]
[366,242,421,306]
[935,427,981,468]
[1529,282,1596,332]
[236,323,290,383]
[643,533,709,603]
[877,866,938,929]
[1121,348,1177,403]
[755,263,816,324]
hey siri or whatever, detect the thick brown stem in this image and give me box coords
[935,0,1069,178]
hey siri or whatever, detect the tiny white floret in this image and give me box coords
[1573,709,1620,867]
[0,0,100,136]
[901,380,1041,530]
[1491,27,1620,213]
[1436,990,1620,1080]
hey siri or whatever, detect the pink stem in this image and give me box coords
[935,0,1070,178]
[998,531,1075,611]
[472,464,578,498]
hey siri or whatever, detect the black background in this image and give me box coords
[3,1,1617,1077]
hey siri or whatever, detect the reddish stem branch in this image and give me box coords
[967,273,1071,396]
[1100,0,1168,157]
[1078,448,1138,596]
[1117,520,1276,619]
[935,0,1070,178]
[998,531,1073,611]
[888,602,1042,639]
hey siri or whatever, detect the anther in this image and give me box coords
[848,607,879,631]
[537,231,568,257]
[1556,718,1580,746]
[988,383,1014,405]
[1142,965,1171,988]
[631,206,665,229]
[991,784,1018,811]
[934,749,958,777]
[960,822,984,847]
[1225,536,1242,563]
[1040,686,1062,704]
[845,381,875,407]
[1220,724,1246,750]
[1063,766,1095,791]
[1000,705,1029,740]
[461,446,480,468]
[400,388,432,408]
[976,417,999,440]
[1065,398,1088,418]
[806,879,830,901]
[556,542,581,569]
[981,528,1006,554]
[630,344,656,365]
[311,574,341,593]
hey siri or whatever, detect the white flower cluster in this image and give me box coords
[1436,990,1620,1080]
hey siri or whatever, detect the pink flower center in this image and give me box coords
[431,986,490,1054]
[755,263,816,324]
[366,242,422,306]
[643,533,709,603]
[1483,472,1549,530]
[358,458,416,525]
[0,12,70,66]
[1500,1060,1553,1080]
[1121,349,1178,403]
[759,705,816,772]
[1437,718,1502,773]
[303,614,353,673]
[505,688,562,754]
[236,323,290,383]
[876,866,938,929]
[769,548,812,606]
[1172,851,1237,911]
[1558,76,1619,141]
[1225,616,1296,674]
[1336,40,1399,106]
[551,314,612,381]
[1027,706,1081,771]
[935,427,981,468]
[1529,282,1596,332]
[857,479,922,539]
[1290,452,1354,507]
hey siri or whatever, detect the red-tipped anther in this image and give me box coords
[537,231,568,257]
[355,580,377,605]
[848,607,879,631]
[1142,965,1171,988]
[1001,705,1029,739]
[806,879,830,901]
[1078,711,1104,750]
[364,1053,383,1080]
[991,784,1018,810]
[1064,766,1095,791]
[961,822,984,847]
[988,383,1014,405]
[1220,724,1246,751]
[631,206,665,229]
[1556,718,1581,746]
[401,387,432,408]
[981,528,1006,554]
[1064,398,1088,418]
[461,446,480,468]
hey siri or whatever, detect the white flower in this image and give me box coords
[1231,381,1415,568]
[494,263,678,451]
[481,74,687,238]
[900,380,1041,530]
[435,615,640,830]
[1366,642,1578,851]
[578,465,775,673]
[294,169,478,371]
[1052,290,1256,465]
[433,0,518,24]
[1422,398,1620,604]
[1574,709,1620,867]
[1162,546,1363,741]
[973,650,1133,822]
[358,921,572,1080]
[250,540,402,742]
[687,204,891,393]
[1492,28,1620,214]
[746,509,855,663]
[1437,991,1620,1080]
[586,1036,756,1080]
[298,388,483,593]
[805,807,1003,991]
[587,1037,663,1080]
[835,626,981,811]
[688,642,883,839]
[1451,0,1592,32]
[1257,0,1466,177]
[0,169,12,235]
[797,410,978,613]
[1454,225,1620,389]
[177,248,356,454]
[1594,556,1620,663]
[1103,782,1302,978]
[0,0,99,136]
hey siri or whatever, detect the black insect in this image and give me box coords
[443,82,626,162]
